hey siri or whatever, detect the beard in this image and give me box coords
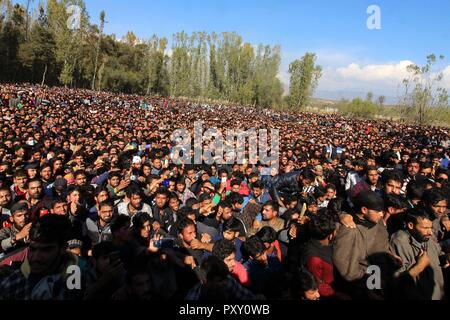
[410,229,431,243]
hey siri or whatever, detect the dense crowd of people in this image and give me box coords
[0,83,449,300]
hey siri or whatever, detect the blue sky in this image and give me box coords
[18,0,450,102]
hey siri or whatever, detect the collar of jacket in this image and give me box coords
[353,214,377,229]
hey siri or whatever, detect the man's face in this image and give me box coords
[169,198,180,212]
[75,174,87,186]
[187,169,196,180]
[155,193,168,209]
[0,189,12,207]
[152,159,162,170]
[367,170,379,186]
[385,180,402,195]
[130,194,142,209]
[367,159,376,167]
[407,163,420,176]
[28,181,43,199]
[252,187,263,198]
[181,225,196,246]
[420,168,432,178]
[176,182,185,193]
[143,165,151,177]
[222,207,233,220]
[326,189,336,200]
[98,205,113,224]
[262,205,276,221]
[109,176,120,188]
[52,202,68,215]
[231,184,240,193]
[96,191,109,204]
[11,210,29,229]
[253,251,268,267]
[223,252,237,272]
[28,241,63,276]
[430,200,447,219]
[223,230,238,241]
[363,208,384,224]
[408,218,433,243]
[27,168,37,179]
[303,289,321,301]
[40,167,52,181]
[14,175,27,188]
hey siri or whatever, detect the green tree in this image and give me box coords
[288,52,322,110]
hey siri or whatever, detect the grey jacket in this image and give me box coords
[83,218,112,246]
[333,218,390,282]
[390,230,445,300]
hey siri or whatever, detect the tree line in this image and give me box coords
[0,0,323,110]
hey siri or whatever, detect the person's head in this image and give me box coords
[353,159,366,173]
[419,162,433,179]
[111,215,131,243]
[422,188,448,219]
[126,186,143,210]
[355,190,385,224]
[255,226,278,252]
[176,178,186,193]
[27,178,43,200]
[152,158,162,170]
[40,164,52,182]
[13,169,27,188]
[383,172,403,195]
[407,158,421,177]
[251,180,264,198]
[325,184,337,200]
[222,217,241,241]
[28,215,71,276]
[66,185,81,204]
[10,202,30,229]
[125,263,152,300]
[299,169,316,188]
[94,186,110,205]
[0,187,12,207]
[227,192,244,213]
[168,194,181,213]
[294,271,320,301]
[177,218,197,247]
[74,170,87,186]
[131,212,153,240]
[212,239,236,272]
[366,166,379,186]
[154,187,169,209]
[404,209,433,243]
[50,198,68,216]
[98,201,114,225]
[108,172,121,188]
[384,194,408,217]
[308,210,337,243]
[262,201,279,221]
[406,179,427,205]
[230,179,242,193]
[313,187,327,205]
[242,236,267,266]
[92,241,120,275]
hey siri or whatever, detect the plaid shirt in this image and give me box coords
[186,276,256,301]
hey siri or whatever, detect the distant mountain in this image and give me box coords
[314,90,398,105]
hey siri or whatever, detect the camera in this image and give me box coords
[152,238,177,249]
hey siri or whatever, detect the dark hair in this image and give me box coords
[66,184,80,196]
[177,217,196,234]
[155,187,170,197]
[422,188,446,206]
[212,239,236,261]
[406,180,427,201]
[325,184,336,192]
[98,200,114,211]
[73,170,86,178]
[108,171,121,180]
[255,226,277,244]
[111,215,131,234]
[263,201,279,213]
[26,178,42,188]
[308,210,336,240]
[92,241,118,259]
[294,270,318,293]
[301,169,316,182]
[404,208,431,226]
[126,185,143,199]
[384,194,408,210]
[177,206,198,220]
[51,197,67,209]
[131,212,152,240]
[222,217,241,232]
[230,179,242,188]
[313,186,326,199]
[29,214,71,246]
[94,186,109,198]
[383,171,403,185]
[226,192,244,205]
[242,236,265,259]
